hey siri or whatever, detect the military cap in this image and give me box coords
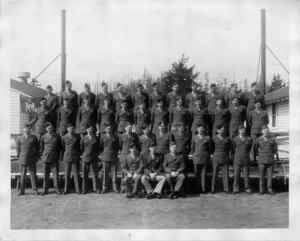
[121,99,127,104]
[251,82,258,87]
[169,141,176,147]
[125,122,132,127]
[149,142,156,148]
[84,83,90,88]
[86,125,94,130]
[195,96,203,101]
[176,122,184,128]
[129,143,137,149]
[142,124,149,130]
[40,97,46,102]
[152,82,158,87]
[67,123,75,128]
[216,124,224,130]
[84,95,90,100]
[157,97,164,103]
[64,97,70,101]
[65,80,72,86]
[46,85,52,89]
[231,83,237,87]
[24,123,31,128]
[261,125,269,130]
[254,99,262,104]
[117,83,122,88]
[45,122,53,128]
[197,122,205,128]
[172,82,179,87]
[210,83,217,88]
[137,83,143,89]
[101,82,108,87]
[176,96,183,102]
[104,96,111,102]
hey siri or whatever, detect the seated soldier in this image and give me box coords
[141,142,166,199]
[163,142,186,199]
[122,144,144,198]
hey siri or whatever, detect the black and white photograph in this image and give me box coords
[0,0,300,240]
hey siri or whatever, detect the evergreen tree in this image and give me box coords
[268,74,286,93]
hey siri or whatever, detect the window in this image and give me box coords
[272,103,276,127]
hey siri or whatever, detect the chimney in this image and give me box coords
[18,72,31,84]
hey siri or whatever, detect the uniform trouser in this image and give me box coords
[119,156,128,191]
[19,164,38,193]
[124,174,142,194]
[194,164,207,192]
[233,164,251,192]
[258,163,274,192]
[165,173,185,192]
[102,161,118,191]
[43,162,59,191]
[141,174,166,195]
[211,162,229,192]
[82,162,99,192]
[64,162,80,192]
[230,131,238,140]
[36,133,44,144]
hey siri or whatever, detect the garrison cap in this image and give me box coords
[149,142,156,148]
[117,83,122,88]
[197,122,205,128]
[40,97,46,102]
[67,123,75,128]
[137,83,143,89]
[46,85,52,89]
[210,83,217,88]
[216,124,224,130]
[45,122,53,128]
[172,82,179,87]
[152,82,158,87]
[65,80,72,86]
[254,99,262,104]
[101,82,108,87]
[129,143,137,149]
[176,122,184,128]
[24,123,31,128]
[84,83,90,88]
[169,141,176,147]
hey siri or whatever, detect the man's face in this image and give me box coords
[254,102,261,109]
[158,124,165,132]
[102,85,108,92]
[239,128,246,136]
[143,127,149,135]
[210,86,217,93]
[121,102,127,109]
[117,86,123,92]
[137,87,142,93]
[195,100,201,107]
[149,146,156,154]
[85,86,90,93]
[197,126,204,134]
[170,145,177,154]
[125,125,132,133]
[172,85,179,92]
[104,100,109,106]
[139,103,145,110]
[216,99,222,106]
[87,127,94,135]
[178,126,184,133]
[153,85,158,91]
[157,101,163,108]
[217,127,224,136]
[231,85,238,92]
[63,100,70,107]
[232,98,238,106]
[262,128,269,136]
[130,147,137,155]
[23,127,30,135]
[46,125,53,134]
[66,84,72,91]
[40,101,46,107]
[46,88,52,94]
[198,85,203,91]
[105,126,112,135]
[191,85,197,91]
[67,126,75,134]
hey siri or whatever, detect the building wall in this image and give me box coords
[267,100,289,132]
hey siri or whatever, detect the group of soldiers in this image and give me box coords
[16,80,279,199]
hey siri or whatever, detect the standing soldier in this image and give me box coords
[61,124,81,195]
[151,97,169,134]
[232,125,253,195]
[138,124,156,155]
[60,80,79,111]
[57,98,77,137]
[40,122,62,196]
[134,101,151,135]
[254,125,279,195]
[45,85,60,131]
[114,83,133,111]
[115,99,134,134]
[172,122,191,163]
[141,143,167,199]
[190,97,210,137]
[95,82,115,109]
[78,83,96,107]
[100,124,120,194]
[211,98,230,137]
[122,144,144,198]
[167,82,181,111]
[170,96,190,131]
[225,83,242,109]
[186,82,200,114]
[229,96,246,139]
[206,83,226,114]
[211,124,232,194]
[155,122,174,156]
[149,82,166,111]
[190,123,211,195]
[97,97,116,135]
[76,96,97,137]
[132,83,150,113]
[80,125,101,194]
[28,97,52,142]
[16,124,40,196]
[163,142,186,199]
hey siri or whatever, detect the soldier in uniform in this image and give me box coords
[16,124,40,196]
[97,97,116,135]
[122,144,144,198]
[167,82,181,111]
[211,98,230,137]
[149,82,166,111]
[186,82,200,114]
[170,96,190,131]
[190,97,210,137]
[190,123,212,194]
[172,122,191,162]
[95,82,115,109]
[40,122,62,195]
[163,142,186,199]
[78,83,96,107]
[57,97,77,137]
[28,97,52,142]
[155,122,174,156]
[132,83,150,113]
[211,124,232,194]
[80,125,101,194]
[134,101,151,135]
[151,97,169,134]
[114,83,133,111]
[232,125,253,195]
[229,96,246,139]
[60,80,79,111]
[225,83,242,109]
[45,85,60,131]
[76,96,97,137]
[138,124,156,155]
[206,83,226,114]
[254,125,279,195]
[115,99,134,134]
[141,142,166,199]
[61,124,81,195]
[100,124,120,194]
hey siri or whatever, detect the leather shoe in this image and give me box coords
[210,190,215,194]
[120,189,125,194]
[56,190,62,195]
[169,192,175,199]
[224,191,231,194]
[146,193,155,199]
[101,189,107,194]
[133,193,141,198]
[62,191,68,195]
[156,193,162,199]
[114,190,120,194]
[40,191,48,196]
[77,191,81,195]
[34,191,40,196]
[82,190,87,194]
[259,191,264,195]
[18,192,25,196]
[173,192,178,199]
[202,191,207,195]
[246,190,253,195]
[233,190,239,194]
[96,189,101,194]
[268,190,275,195]
[126,193,133,198]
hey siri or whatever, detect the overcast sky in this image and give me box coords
[4,0,293,93]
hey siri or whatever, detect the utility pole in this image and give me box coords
[61,9,66,92]
[261,9,266,94]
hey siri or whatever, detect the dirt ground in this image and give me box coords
[10,178,288,229]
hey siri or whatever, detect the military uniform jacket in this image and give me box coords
[142,153,164,174]
[211,136,231,164]
[100,134,119,162]
[167,91,181,111]
[254,136,277,164]
[191,107,210,132]
[212,108,230,132]
[115,108,134,132]
[57,106,77,133]
[150,91,166,109]
[134,109,151,134]
[122,154,144,174]
[232,136,252,165]
[60,90,79,110]
[191,134,211,164]
[114,92,133,111]
[249,109,269,135]
[78,91,96,107]
[151,107,169,133]
[95,92,115,109]
[132,91,150,110]
[28,107,52,134]
[139,133,156,155]
[163,153,185,173]
[119,132,140,155]
[16,134,40,165]
[242,91,266,112]
[45,93,60,114]
[225,91,242,108]
[155,132,173,155]
[76,106,97,133]
[206,92,226,112]
[170,106,190,127]
[40,133,62,163]
[172,132,191,156]
[97,106,116,132]
[229,105,246,132]
[80,135,100,163]
[62,133,81,163]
